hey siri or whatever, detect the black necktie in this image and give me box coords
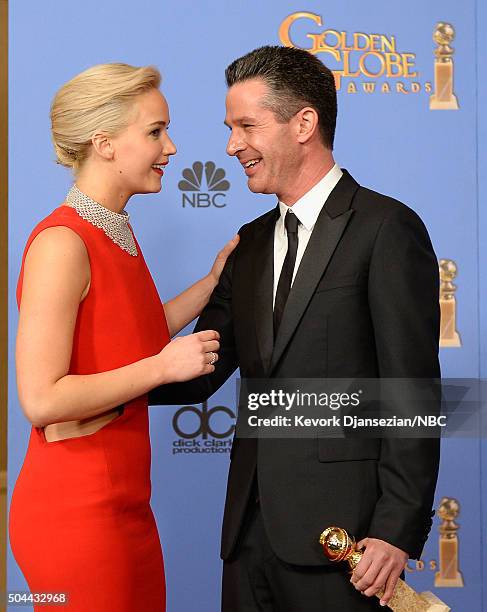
[274,210,300,336]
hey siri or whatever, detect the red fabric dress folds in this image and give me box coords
[9,206,170,611]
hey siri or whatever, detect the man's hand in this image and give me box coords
[350,538,408,607]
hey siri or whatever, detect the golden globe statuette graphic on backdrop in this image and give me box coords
[435,497,464,587]
[319,527,451,611]
[430,23,459,110]
[439,259,461,347]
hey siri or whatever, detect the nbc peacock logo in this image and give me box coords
[178,161,230,208]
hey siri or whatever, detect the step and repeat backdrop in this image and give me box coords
[8,1,487,610]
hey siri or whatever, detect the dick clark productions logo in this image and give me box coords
[171,401,236,455]
[178,161,230,208]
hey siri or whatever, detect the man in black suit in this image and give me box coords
[151,45,440,611]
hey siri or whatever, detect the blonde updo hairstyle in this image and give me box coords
[50,63,161,175]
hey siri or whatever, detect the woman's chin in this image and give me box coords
[137,183,163,195]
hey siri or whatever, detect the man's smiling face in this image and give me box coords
[224,78,302,203]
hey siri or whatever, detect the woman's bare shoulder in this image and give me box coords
[27,225,88,258]
[22,225,90,299]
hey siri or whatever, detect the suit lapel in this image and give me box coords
[270,170,360,373]
[253,207,280,375]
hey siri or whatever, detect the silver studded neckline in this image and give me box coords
[65,185,138,256]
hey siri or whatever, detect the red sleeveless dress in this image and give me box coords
[9,205,170,611]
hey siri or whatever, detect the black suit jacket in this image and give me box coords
[150,170,440,566]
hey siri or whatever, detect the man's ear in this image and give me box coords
[91,132,115,161]
[295,107,319,144]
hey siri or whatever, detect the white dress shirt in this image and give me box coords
[273,164,343,306]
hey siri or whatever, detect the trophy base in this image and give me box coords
[429,94,459,110]
[440,332,461,347]
[434,571,464,587]
[420,590,451,611]
[384,577,450,611]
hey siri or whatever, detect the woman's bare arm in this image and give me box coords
[164,234,238,336]
[16,227,219,427]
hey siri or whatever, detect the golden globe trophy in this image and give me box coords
[430,22,459,110]
[435,497,464,587]
[439,259,461,347]
[319,527,450,611]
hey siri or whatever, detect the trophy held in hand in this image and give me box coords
[319,526,450,611]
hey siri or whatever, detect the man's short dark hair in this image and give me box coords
[225,45,337,150]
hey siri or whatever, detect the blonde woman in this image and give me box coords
[9,63,238,611]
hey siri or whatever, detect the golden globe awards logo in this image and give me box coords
[178,161,230,208]
[279,12,459,109]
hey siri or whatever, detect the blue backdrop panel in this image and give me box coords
[476,0,487,606]
[7,1,486,610]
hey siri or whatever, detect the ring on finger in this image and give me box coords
[209,351,217,365]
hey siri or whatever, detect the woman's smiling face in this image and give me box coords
[110,88,177,196]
